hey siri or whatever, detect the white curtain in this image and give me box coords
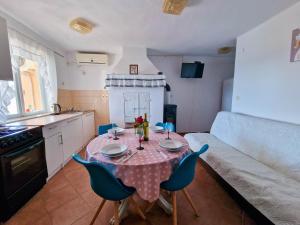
[0,29,58,121]
[0,81,15,122]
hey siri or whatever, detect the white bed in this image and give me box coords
[185,112,300,225]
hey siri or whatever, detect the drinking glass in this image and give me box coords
[112,128,119,140]
[165,122,172,140]
[136,127,144,150]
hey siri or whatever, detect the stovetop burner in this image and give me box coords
[0,125,42,154]
[0,126,27,138]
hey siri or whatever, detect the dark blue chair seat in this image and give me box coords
[72,154,145,225]
[98,123,117,135]
[155,122,175,132]
[160,144,209,225]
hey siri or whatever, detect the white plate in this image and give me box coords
[151,126,164,133]
[100,143,128,156]
[159,139,184,151]
[108,127,125,135]
[103,151,126,158]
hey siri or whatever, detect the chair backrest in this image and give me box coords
[72,154,134,201]
[98,123,117,135]
[164,144,209,191]
[155,122,165,128]
[155,122,175,132]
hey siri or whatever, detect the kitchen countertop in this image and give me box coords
[8,112,84,126]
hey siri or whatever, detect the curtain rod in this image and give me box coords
[7,26,65,58]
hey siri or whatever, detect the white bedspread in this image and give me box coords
[185,119,300,225]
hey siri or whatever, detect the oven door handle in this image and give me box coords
[3,139,44,158]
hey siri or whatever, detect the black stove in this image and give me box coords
[0,125,41,154]
[0,125,48,221]
[0,126,27,137]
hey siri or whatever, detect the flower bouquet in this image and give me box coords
[134,116,144,134]
[134,116,144,150]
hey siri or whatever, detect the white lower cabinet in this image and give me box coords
[82,112,95,145]
[61,116,83,163]
[43,114,94,179]
[43,125,64,179]
[108,87,164,126]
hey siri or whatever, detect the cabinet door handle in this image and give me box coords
[58,134,63,144]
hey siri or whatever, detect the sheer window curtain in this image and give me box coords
[0,29,58,122]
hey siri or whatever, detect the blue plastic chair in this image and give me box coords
[155,122,165,128]
[160,144,209,225]
[98,123,117,135]
[72,154,146,225]
[155,122,175,132]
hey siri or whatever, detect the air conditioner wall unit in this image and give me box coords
[76,52,108,65]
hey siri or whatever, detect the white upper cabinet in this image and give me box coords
[0,16,13,81]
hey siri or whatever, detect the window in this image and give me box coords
[3,57,46,118]
[0,29,57,120]
[2,81,18,115]
[19,58,44,113]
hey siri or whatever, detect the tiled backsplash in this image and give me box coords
[58,89,110,127]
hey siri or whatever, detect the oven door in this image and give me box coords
[0,138,46,197]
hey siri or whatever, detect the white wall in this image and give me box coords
[59,53,235,132]
[57,47,160,90]
[222,78,233,111]
[57,52,109,90]
[113,47,159,74]
[57,50,124,90]
[232,2,300,124]
[0,10,64,56]
[149,56,234,133]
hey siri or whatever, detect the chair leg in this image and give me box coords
[182,188,200,217]
[145,201,156,213]
[172,192,177,225]
[89,199,106,225]
[130,197,146,220]
[114,201,120,225]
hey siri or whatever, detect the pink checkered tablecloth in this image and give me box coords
[86,129,190,202]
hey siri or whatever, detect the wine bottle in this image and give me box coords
[143,113,149,141]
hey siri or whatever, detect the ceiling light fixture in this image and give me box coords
[218,47,234,54]
[69,18,93,34]
[163,0,188,15]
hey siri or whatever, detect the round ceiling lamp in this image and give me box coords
[218,47,234,54]
[69,18,93,34]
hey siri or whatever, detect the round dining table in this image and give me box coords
[86,128,190,223]
[86,128,190,202]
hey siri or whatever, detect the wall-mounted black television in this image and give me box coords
[181,61,204,78]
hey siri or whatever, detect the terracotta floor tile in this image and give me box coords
[71,211,95,225]
[5,197,48,225]
[35,214,53,225]
[80,190,103,209]
[49,197,90,225]
[4,155,258,225]
[44,184,78,212]
[62,159,84,174]
[42,171,70,196]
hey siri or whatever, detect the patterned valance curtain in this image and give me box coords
[0,29,58,122]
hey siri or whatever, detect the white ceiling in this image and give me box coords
[0,0,299,56]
